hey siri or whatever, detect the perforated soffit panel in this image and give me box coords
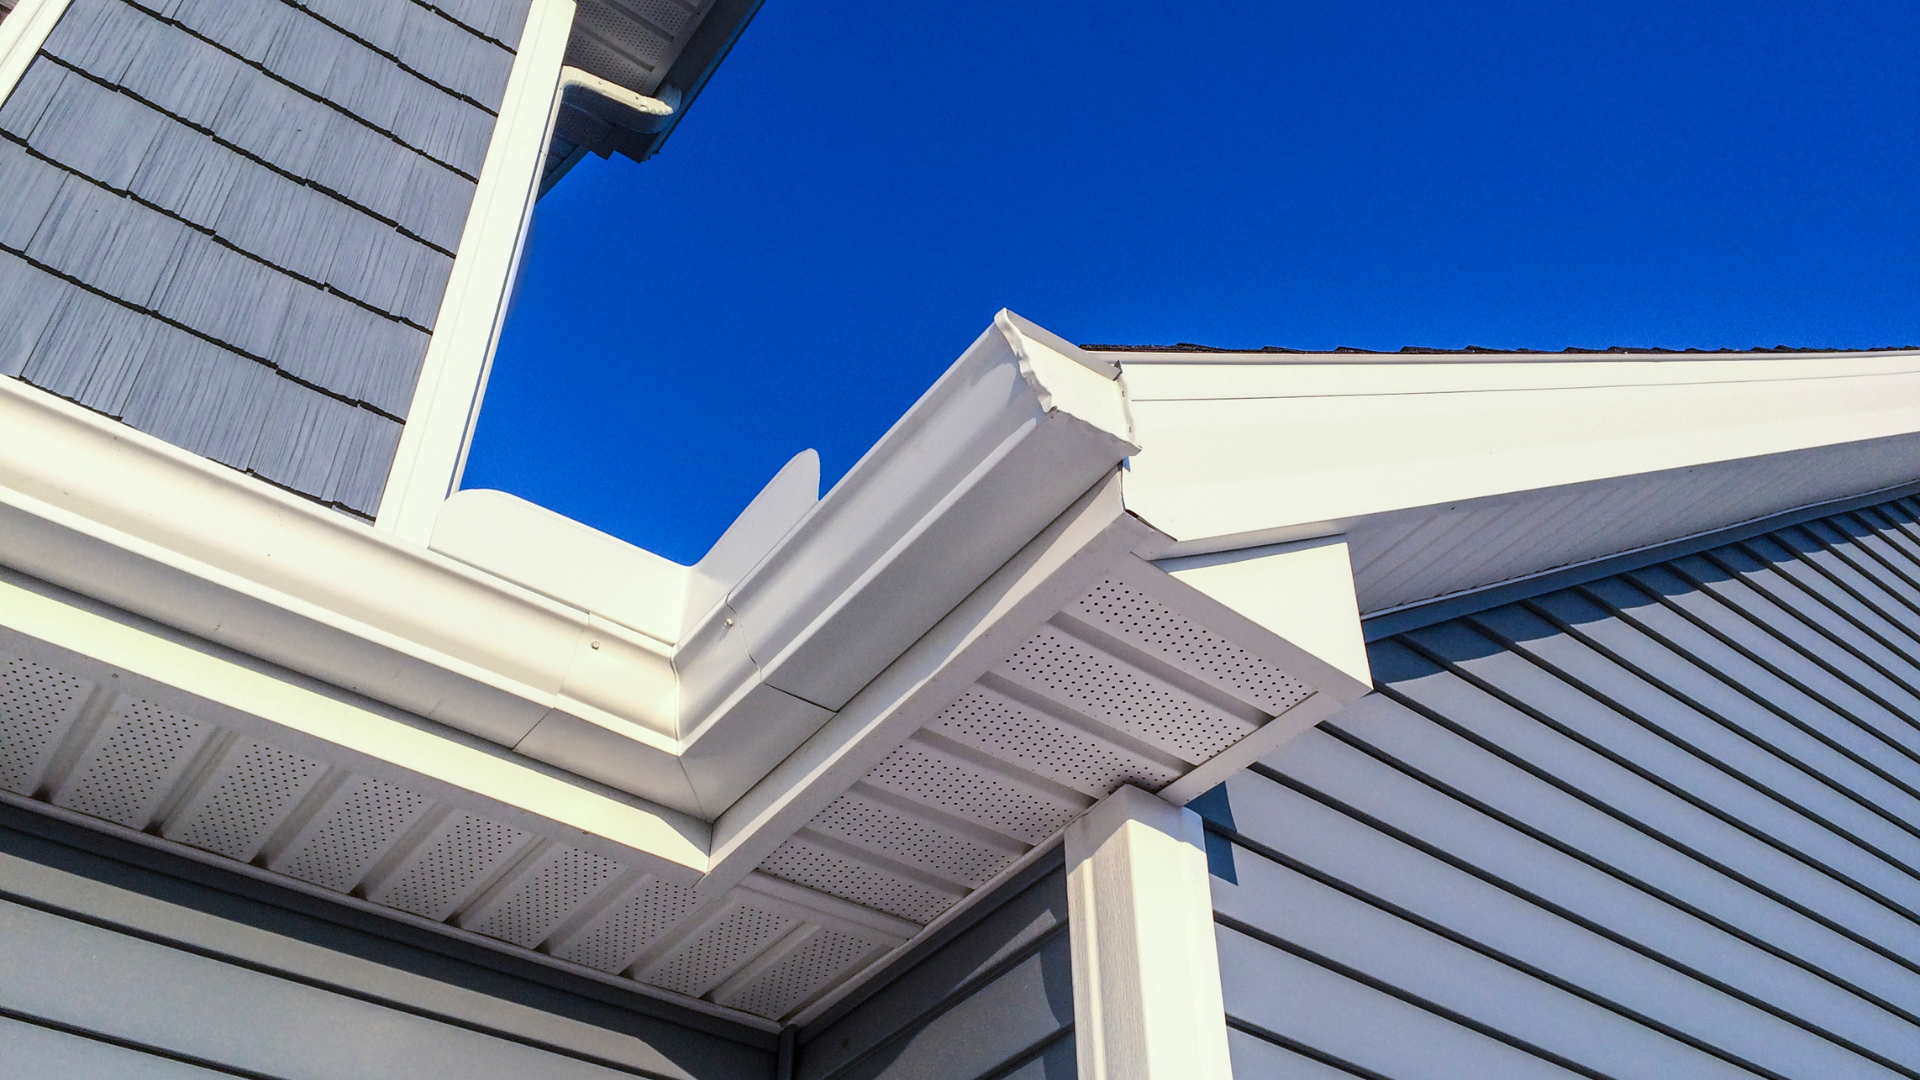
[0,567,1327,1024]
[565,0,716,97]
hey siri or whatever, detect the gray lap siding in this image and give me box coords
[1211,494,1920,1080]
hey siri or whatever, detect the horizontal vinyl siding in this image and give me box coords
[0,803,775,1080]
[0,0,530,518]
[1213,494,1920,1079]
[796,861,1075,1080]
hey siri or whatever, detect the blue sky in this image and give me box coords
[463,0,1920,564]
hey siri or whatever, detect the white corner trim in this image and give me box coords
[1067,786,1232,1080]
[997,309,1135,449]
[377,0,577,544]
[1159,535,1372,692]
[0,0,70,102]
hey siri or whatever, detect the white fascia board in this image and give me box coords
[0,569,707,874]
[700,471,1167,892]
[0,378,706,817]
[1113,349,1920,553]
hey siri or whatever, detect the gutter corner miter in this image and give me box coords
[996,309,1137,456]
[669,311,1141,818]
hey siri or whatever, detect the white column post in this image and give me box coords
[1066,785,1233,1080]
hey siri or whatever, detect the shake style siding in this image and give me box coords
[1207,495,1920,1079]
[0,0,531,517]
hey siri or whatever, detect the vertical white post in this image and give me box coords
[1067,785,1233,1080]
[375,0,577,543]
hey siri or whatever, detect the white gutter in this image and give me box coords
[0,312,1137,833]
[557,65,676,135]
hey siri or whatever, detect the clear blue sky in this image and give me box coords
[463,0,1920,564]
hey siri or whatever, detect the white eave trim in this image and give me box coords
[0,310,1138,860]
[1110,347,1920,556]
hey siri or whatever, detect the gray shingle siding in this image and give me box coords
[427,0,534,47]
[1210,493,1920,1079]
[795,860,1076,1080]
[0,0,532,518]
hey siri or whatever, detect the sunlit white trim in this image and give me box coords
[1067,786,1232,1080]
[0,0,69,106]
[378,0,578,544]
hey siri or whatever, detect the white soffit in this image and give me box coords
[0,505,1371,1026]
[19,318,1920,1027]
[1105,348,1920,613]
[566,0,715,99]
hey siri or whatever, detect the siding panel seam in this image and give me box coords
[1229,765,1920,1073]
[89,0,483,178]
[1213,917,1626,1080]
[1523,592,1920,849]
[1368,679,1920,981]
[1293,728,1920,1027]
[3,122,443,332]
[0,242,406,423]
[1397,628,1920,932]
[0,887,684,1079]
[259,0,503,116]
[1223,1016,1399,1080]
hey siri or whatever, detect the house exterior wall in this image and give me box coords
[795,857,1076,1080]
[1203,494,1920,1078]
[0,800,775,1079]
[0,0,531,519]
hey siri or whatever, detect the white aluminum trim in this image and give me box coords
[0,570,707,872]
[379,0,578,543]
[0,0,69,104]
[1116,349,1920,554]
[1066,786,1231,1080]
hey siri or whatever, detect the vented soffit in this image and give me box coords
[7,311,1920,1026]
[0,461,1375,1027]
[541,0,763,187]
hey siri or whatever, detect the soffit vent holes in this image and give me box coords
[930,688,1182,798]
[611,0,692,40]
[995,627,1254,761]
[556,876,699,974]
[469,845,625,949]
[168,741,327,861]
[0,654,91,794]
[275,774,431,892]
[760,836,952,925]
[810,791,1017,889]
[726,929,872,1020]
[576,0,669,66]
[371,811,530,921]
[54,699,206,829]
[864,744,1074,845]
[1071,579,1314,715]
[645,903,795,998]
